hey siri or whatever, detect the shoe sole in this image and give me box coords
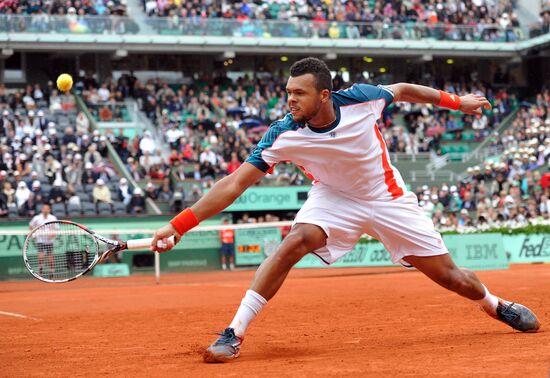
[203,348,240,363]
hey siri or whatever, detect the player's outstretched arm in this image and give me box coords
[387,83,492,115]
[150,163,266,253]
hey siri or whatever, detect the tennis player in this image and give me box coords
[29,204,57,276]
[151,57,540,363]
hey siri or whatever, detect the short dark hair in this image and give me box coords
[289,57,332,92]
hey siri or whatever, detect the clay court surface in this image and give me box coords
[1,265,549,377]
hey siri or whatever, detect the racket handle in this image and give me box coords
[127,236,175,250]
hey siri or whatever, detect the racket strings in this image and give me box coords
[25,222,99,281]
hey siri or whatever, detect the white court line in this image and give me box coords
[0,310,41,321]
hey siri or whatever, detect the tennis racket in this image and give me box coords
[23,220,173,283]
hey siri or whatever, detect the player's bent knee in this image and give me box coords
[273,225,326,264]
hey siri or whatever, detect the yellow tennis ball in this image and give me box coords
[56,73,73,92]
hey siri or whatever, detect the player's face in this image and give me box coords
[42,205,50,216]
[286,74,324,123]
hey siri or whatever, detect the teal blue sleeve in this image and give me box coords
[332,84,394,108]
[245,115,301,172]
[245,122,284,172]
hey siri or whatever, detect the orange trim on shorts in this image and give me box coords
[373,125,404,200]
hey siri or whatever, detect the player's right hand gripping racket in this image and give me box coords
[23,220,173,283]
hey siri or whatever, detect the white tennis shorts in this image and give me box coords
[293,184,448,265]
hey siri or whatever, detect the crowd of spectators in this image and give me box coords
[78,70,303,203]
[416,89,550,230]
[0,83,149,218]
[2,75,548,233]
[0,0,138,34]
[145,0,524,42]
[71,68,550,233]
[529,2,550,37]
[380,82,517,154]
[77,69,524,208]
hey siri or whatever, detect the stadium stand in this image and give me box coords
[417,90,550,230]
[144,0,525,42]
[0,85,139,218]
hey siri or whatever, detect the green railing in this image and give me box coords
[0,15,531,42]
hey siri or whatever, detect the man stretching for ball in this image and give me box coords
[151,57,540,363]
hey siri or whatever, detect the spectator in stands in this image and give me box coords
[117,177,133,205]
[64,154,83,186]
[139,150,155,174]
[2,180,15,207]
[169,191,185,213]
[30,180,46,203]
[99,105,113,121]
[199,146,218,166]
[62,127,77,146]
[128,157,145,181]
[187,163,202,180]
[226,152,241,174]
[0,188,8,217]
[76,111,90,133]
[84,143,102,165]
[92,178,112,204]
[156,177,173,201]
[82,162,99,185]
[15,180,31,209]
[48,179,65,204]
[139,131,156,155]
[145,181,157,200]
[128,187,146,213]
[43,154,59,184]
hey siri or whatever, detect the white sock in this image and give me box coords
[229,290,267,338]
[474,284,499,316]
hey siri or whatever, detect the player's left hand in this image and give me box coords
[459,94,492,115]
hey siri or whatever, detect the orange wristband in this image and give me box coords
[170,208,199,235]
[437,90,461,110]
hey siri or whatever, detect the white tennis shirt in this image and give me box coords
[246,84,406,201]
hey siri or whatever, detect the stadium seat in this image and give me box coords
[67,203,82,216]
[442,132,455,141]
[112,202,127,215]
[84,184,95,193]
[108,181,119,191]
[82,202,97,215]
[97,202,112,215]
[53,208,67,218]
[51,203,65,211]
[51,203,66,218]
[77,191,92,203]
[7,206,18,219]
[462,131,475,141]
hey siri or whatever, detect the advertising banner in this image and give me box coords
[442,233,508,270]
[503,234,550,263]
[235,227,282,266]
[224,186,311,211]
[295,241,394,268]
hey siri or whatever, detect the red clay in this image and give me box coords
[0,265,548,377]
